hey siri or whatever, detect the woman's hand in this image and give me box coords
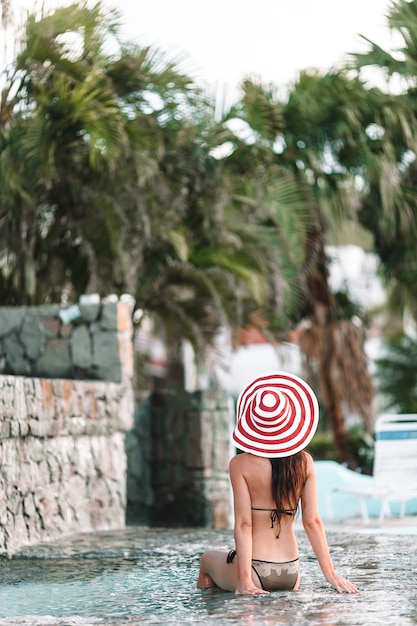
[325,571,358,594]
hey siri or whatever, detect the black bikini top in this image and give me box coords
[251,507,297,539]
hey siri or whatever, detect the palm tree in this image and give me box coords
[350,0,417,320]
[224,75,376,464]
[0,2,195,304]
[0,2,315,391]
[133,100,313,382]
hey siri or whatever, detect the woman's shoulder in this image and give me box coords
[229,453,268,470]
[229,452,250,469]
[229,453,251,483]
[301,450,315,476]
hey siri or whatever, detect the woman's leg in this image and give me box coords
[197,549,239,591]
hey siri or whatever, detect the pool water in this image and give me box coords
[0,525,416,625]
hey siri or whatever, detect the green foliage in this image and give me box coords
[375,333,417,412]
[4,0,417,389]
[0,1,315,365]
[347,0,417,318]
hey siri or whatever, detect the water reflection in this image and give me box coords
[0,526,416,625]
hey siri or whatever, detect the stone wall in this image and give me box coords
[0,300,134,556]
[0,298,235,554]
[0,299,132,383]
[126,388,234,529]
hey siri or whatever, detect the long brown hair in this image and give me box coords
[270,451,307,519]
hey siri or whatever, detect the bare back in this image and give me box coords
[230,453,300,562]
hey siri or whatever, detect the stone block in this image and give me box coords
[71,325,92,369]
[23,377,44,420]
[0,420,10,438]
[27,305,60,317]
[0,308,26,336]
[36,339,72,378]
[10,512,30,553]
[19,420,30,437]
[59,323,73,338]
[6,486,23,515]
[10,421,20,437]
[99,302,118,330]
[23,493,37,518]
[13,377,29,421]
[41,317,60,336]
[3,332,30,375]
[78,302,101,323]
[20,316,47,360]
[91,331,121,382]
[39,378,56,421]
[29,438,47,464]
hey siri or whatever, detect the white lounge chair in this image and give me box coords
[329,414,417,524]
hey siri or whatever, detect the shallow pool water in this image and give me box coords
[0,525,416,625]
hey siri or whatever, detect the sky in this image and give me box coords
[6,0,396,94]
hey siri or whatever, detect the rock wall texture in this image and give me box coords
[0,299,133,383]
[0,298,235,555]
[126,389,234,529]
[0,300,134,556]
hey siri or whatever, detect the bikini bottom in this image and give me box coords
[227,550,299,591]
[251,557,299,591]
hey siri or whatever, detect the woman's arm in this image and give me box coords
[229,456,268,595]
[301,453,358,594]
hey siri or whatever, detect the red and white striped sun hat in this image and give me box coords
[232,371,319,458]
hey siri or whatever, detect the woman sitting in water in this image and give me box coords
[197,371,358,596]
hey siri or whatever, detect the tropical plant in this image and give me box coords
[374,333,417,413]
[0,2,199,306]
[133,98,313,375]
[350,0,417,318]
[0,2,316,385]
[225,74,377,464]
[267,0,417,459]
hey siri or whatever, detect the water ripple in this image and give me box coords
[0,526,415,625]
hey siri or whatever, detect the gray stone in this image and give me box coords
[26,305,60,317]
[19,420,30,436]
[78,303,101,322]
[23,493,37,518]
[36,339,72,378]
[92,331,121,382]
[3,333,30,375]
[20,316,47,360]
[29,419,54,437]
[71,325,92,369]
[0,373,133,555]
[0,308,26,336]
[10,421,20,437]
[100,302,118,330]
[0,421,11,438]
[13,377,28,421]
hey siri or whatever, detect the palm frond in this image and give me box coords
[375,333,417,412]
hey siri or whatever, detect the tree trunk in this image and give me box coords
[318,319,356,466]
[301,234,371,467]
